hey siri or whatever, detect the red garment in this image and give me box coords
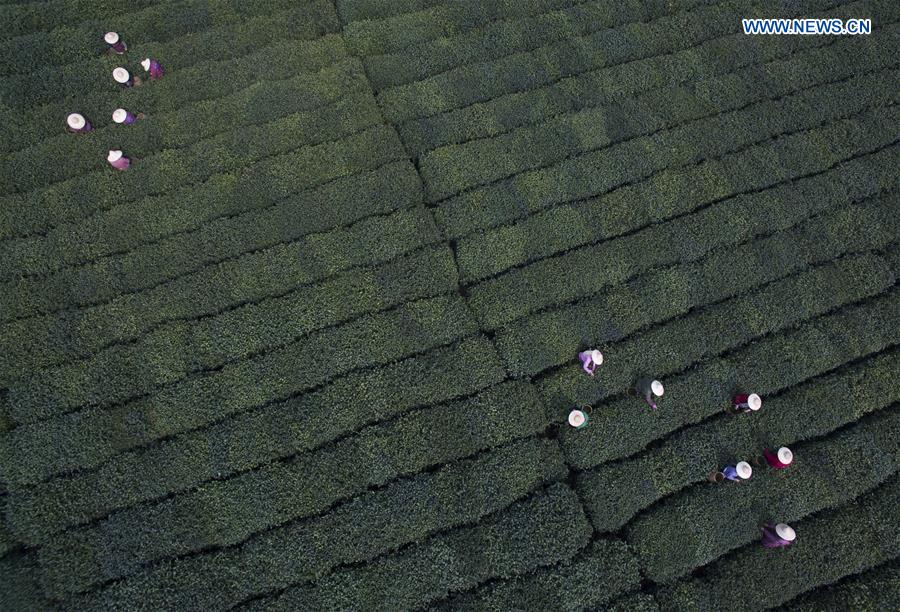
[764,448,790,469]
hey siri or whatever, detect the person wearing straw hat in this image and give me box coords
[722,461,753,482]
[107,150,130,170]
[761,523,796,548]
[633,378,663,409]
[568,408,588,429]
[104,31,127,54]
[112,108,143,125]
[763,446,794,469]
[730,392,762,414]
[577,349,603,376]
[113,67,141,88]
[141,57,165,80]
[66,113,92,134]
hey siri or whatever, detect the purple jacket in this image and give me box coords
[149,59,164,80]
[761,524,793,548]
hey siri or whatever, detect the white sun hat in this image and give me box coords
[775,523,796,541]
[107,150,123,163]
[747,393,762,411]
[113,67,130,83]
[736,461,753,479]
[778,447,794,465]
[568,409,586,428]
[651,380,664,397]
[141,58,151,71]
[104,32,119,44]
[590,350,603,365]
[66,113,85,130]
[112,108,128,123]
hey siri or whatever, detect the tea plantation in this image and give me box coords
[0,0,898,609]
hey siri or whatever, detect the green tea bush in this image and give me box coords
[1,3,339,104]
[7,244,457,420]
[431,538,640,611]
[778,561,900,612]
[555,286,900,470]
[625,407,899,582]
[0,551,47,611]
[0,125,407,280]
[492,176,899,376]
[0,179,429,324]
[60,445,570,605]
[7,376,532,542]
[437,85,899,241]
[0,199,433,362]
[417,46,897,201]
[579,349,900,532]
[0,162,424,380]
[656,475,900,610]
[336,0,444,24]
[239,483,591,612]
[0,0,160,45]
[0,495,12,558]
[0,294,480,486]
[398,0,895,157]
[458,120,897,288]
[341,0,580,57]
[606,592,661,612]
[0,35,348,155]
[364,0,716,90]
[376,0,824,123]
[465,125,898,331]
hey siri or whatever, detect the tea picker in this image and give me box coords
[729,392,762,414]
[761,446,794,469]
[722,460,753,482]
[141,57,165,80]
[113,67,141,88]
[66,113,92,133]
[568,405,592,429]
[104,31,127,54]
[761,523,796,548]
[113,108,144,125]
[107,149,131,170]
[633,378,664,409]
[578,349,603,376]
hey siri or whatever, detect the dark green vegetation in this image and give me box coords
[0,0,897,609]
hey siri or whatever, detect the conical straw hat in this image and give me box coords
[651,380,664,397]
[736,461,752,479]
[113,67,130,83]
[141,58,151,71]
[747,393,762,410]
[112,108,128,123]
[107,150,123,162]
[66,113,85,129]
[775,523,796,541]
[590,350,603,365]
[778,447,793,465]
[568,409,586,428]
[104,32,119,44]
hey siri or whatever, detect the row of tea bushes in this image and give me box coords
[61,453,575,607]
[0,294,480,485]
[239,484,591,612]
[656,475,899,610]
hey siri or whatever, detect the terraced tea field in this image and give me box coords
[1,0,898,609]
